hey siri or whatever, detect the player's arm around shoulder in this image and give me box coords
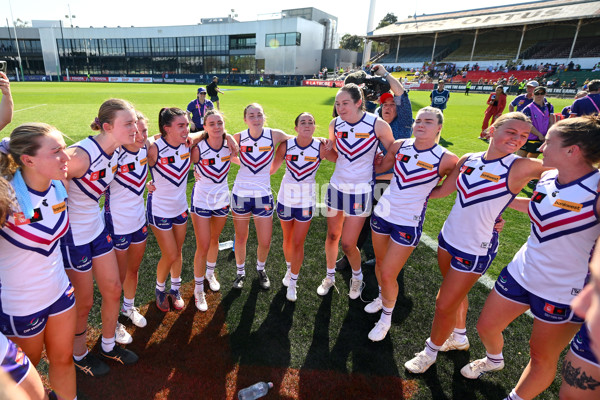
[271,129,293,145]
[147,141,159,167]
[65,146,90,179]
[508,157,553,194]
[374,117,394,151]
[375,139,403,174]
[438,150,459,179]
[430,153,469,199]
[270,140,287,174]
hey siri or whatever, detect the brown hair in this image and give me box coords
[294,112,315,127]
[552,115,600,166]
[0,123,56,180]
[158,107,187,137]
[199,109,226,141]
[90,98,135,131]
[0,176,16,227]
[338,83,365,111]
[243,103,265,119]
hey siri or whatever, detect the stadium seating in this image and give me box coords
[521,38,600,59]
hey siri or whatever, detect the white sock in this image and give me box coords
[206,261,216,277]
[170,277,181,291]
[505,389,524,400]
[378,286,382,300]
[286,261,291,272]
[453,327,467,343]
[352,268,363,281]
[424,338,440,359]
[256,260,266,271]
[380,304,394,325]
[156,280,166,292]
[195,276,205,293]
[122,297,134,311]
[101,336,115,353]
[289,272,299,287]
[73,349,88,362]
[326,268,336,282]
[236,263,245,276]
[486,351,504,365]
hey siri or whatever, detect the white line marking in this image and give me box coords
[14,104,47,112]
[420,232,534,318]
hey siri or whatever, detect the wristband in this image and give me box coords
[383,72,389,78]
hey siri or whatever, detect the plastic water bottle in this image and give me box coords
[218,240,234,251]
[237,381,273,400]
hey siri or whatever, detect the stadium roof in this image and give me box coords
[370,0,600,38]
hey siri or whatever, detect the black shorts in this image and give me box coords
[521,140,542,154]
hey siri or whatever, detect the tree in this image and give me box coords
[339,34,363,52]
[376,13,398,29]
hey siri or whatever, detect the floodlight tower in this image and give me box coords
[362,0,377,66]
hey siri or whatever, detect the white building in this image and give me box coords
[0,7,340,78]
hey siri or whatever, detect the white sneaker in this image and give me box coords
[206,274,221,292]
[115,322,132,345]
[364,297,383,313]
[348,278,364,300]
[121,307,147,328]
[194,290,208,312]
[405,350,436,374]
[460,357,505,379]
[282,270,291,287]
[317,278,335,296]
[439,334,470,352]
[368,320,391,342]
[286,285,297,302]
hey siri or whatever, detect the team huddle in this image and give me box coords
[1,66,600,400]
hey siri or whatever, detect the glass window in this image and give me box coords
[266,32,301,47]
[230,55,256,74]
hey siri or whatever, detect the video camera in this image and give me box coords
[344,70,391,101]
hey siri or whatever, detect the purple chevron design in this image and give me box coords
[197,161,230,184]
[239,148,274,174]
[0,212,69,257]
[152,158,190,187]
[335,134,378,163]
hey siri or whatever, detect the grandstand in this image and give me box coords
[369,0,600,70]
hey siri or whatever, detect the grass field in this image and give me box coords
[2,83,575,399]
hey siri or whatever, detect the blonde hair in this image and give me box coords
[483,112,531,137]
[136,110,148,123]
[0,123,56,180]
[0,176,16,227]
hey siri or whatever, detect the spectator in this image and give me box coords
[569,78,578,89]
[186,87,214,133]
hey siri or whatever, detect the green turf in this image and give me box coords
[3,83,574,399]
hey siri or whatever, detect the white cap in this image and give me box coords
[526,80,539,87]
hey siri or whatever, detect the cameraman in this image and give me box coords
[336,64,414,271]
